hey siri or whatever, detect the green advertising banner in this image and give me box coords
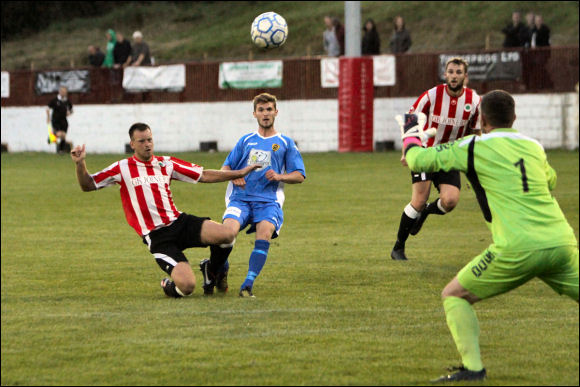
[219,60,283,89]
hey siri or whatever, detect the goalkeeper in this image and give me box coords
[397,90,579,382]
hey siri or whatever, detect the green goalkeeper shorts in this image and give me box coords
[457,245,579,301]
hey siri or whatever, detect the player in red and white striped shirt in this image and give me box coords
[71,123,258,298]
[391,57,481,261]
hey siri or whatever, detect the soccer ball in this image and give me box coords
[251,12,288,49]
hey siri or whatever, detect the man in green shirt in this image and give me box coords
[398,90,579,382]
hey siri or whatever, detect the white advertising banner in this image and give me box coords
[219,60,283,89]
[122,64,186,93]
[320,55,396,88]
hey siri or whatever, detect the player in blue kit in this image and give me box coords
[199,93,306,298]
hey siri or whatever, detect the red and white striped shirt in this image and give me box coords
[409,84,481,147]
[91,155,203,236]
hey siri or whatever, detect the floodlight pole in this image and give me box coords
[344,1,361,57]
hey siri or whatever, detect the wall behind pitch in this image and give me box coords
[1,93,577,153]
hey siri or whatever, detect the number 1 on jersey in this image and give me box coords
[514,158,529,192]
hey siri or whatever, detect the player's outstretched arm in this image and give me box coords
[199,164,260,183]
[70,144,97,192]
[264,169,305,184]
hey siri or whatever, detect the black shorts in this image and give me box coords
[410,169,461,191]
[142,213,210,275]
[51,120,68,133]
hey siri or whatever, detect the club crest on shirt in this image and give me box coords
[272,144,280,152]
[464,104,472,112]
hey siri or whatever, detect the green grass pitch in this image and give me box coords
[1,150,578,386]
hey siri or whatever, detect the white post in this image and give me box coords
[344,1,361,57]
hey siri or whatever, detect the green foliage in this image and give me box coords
[1,150,578,385]
[1,1,578,70]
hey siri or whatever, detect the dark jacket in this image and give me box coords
[113,39,132,65]
[390,29,411,53]
[532,24,551,47]
[502,22,526,47]
[362,29,381,55]
[88,50,105,67]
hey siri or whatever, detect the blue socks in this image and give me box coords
[241,240,270,289]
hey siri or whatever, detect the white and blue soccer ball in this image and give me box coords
[251,12,288,49]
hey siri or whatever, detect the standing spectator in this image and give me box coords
[522,11,535,48]
[130,30,152,66]
[361,18,381,55]
[322,15,340,57]
[46,86,73,155]
[530,14,552,89]
[501,11,526,47]
[333,17,345,56]
[102,29,116,68]
[390,15,412,54]
[113,32,132,68]
[531,14,550,47]
[87,45,105,67]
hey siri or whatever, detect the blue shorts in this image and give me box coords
[223,200,284,239]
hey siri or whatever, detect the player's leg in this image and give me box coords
[391,173,431,260]
[146,241,195,297]
[432,276,487,383]
[169,261,196,295]
[410,170,460,236]
[199,217,242,295]
[200,201,251,294]
[239,202,282,297]
[144,217,201,297]
[53,128,65,154]
[537,245,579,302]
[434,247,540,382]
[54,120,68,154]
[239,220,276,298]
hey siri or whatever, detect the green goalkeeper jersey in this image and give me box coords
[405,128,577,252]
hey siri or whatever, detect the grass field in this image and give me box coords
[1,150,578,386]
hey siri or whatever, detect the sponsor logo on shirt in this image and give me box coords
[248,149,271,171]
[131,175,170,187]
[431,115,468,127]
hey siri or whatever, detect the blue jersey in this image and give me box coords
[223,132,306,205]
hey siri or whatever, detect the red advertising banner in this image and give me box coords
[338,57,374,152]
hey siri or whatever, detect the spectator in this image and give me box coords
[102,28,116,68]
[333,17,345,56]
[530,14,552,89]
[322,15,340,57]
[113,32,132,68]
[501,11,526,47]
[361,18,381,55]
[522,11,535,48]
[531,14,550,47]
[130,30,152,66]
[390,16,411,54]
[87,45,105,67]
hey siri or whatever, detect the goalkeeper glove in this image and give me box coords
[395,112,436,148]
